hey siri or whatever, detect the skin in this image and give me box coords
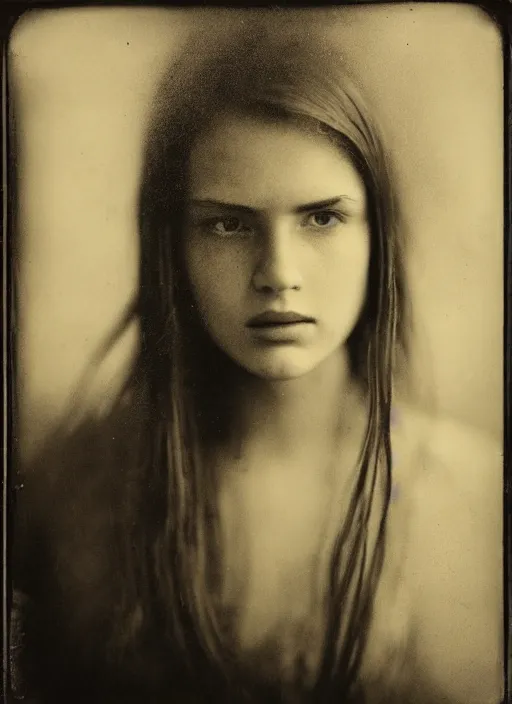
[182,113,503,702]
[184,111,372,680]
[361,406,503,704]
[184,112,370,385]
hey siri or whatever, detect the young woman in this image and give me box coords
[13,22,503,704]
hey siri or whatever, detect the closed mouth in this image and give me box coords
[247,311,316,328]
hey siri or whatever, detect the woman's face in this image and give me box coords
[184,113,370,381]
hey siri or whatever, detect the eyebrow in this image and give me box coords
[188,196,358,214]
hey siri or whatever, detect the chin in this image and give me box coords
[236,350,323,382]
[250,367,310,382]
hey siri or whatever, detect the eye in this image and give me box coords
[305,210,346,230]
[202,216,252,237]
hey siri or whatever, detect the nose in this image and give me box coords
[252,221,302,294]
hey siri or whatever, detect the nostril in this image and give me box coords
[252,259,303,294]
[255,281,302,295]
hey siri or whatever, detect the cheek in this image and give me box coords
[185,243,246,319]
[316,236,370,300]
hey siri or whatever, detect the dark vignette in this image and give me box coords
[1,1,509,702]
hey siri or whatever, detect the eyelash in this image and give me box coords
[305,210,347,229]
[199,217,252,237]
[197,209,348,238]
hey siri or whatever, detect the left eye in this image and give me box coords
[306,211,345,229]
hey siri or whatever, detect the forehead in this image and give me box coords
[187,113,366,211]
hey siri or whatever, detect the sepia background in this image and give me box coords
[10,4,503,459]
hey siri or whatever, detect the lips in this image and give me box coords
[247,311,315,328]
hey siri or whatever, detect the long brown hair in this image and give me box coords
[101,19,408,703]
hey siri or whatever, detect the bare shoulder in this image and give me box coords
[392,402,502,506]
[395,404,504,704]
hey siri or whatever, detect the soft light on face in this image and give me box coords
[184,113,370,381]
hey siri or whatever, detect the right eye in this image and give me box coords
[203,216,252,237]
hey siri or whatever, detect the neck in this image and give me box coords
[227,350,367,466]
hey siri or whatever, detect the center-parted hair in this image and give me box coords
[108,20,409,703]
